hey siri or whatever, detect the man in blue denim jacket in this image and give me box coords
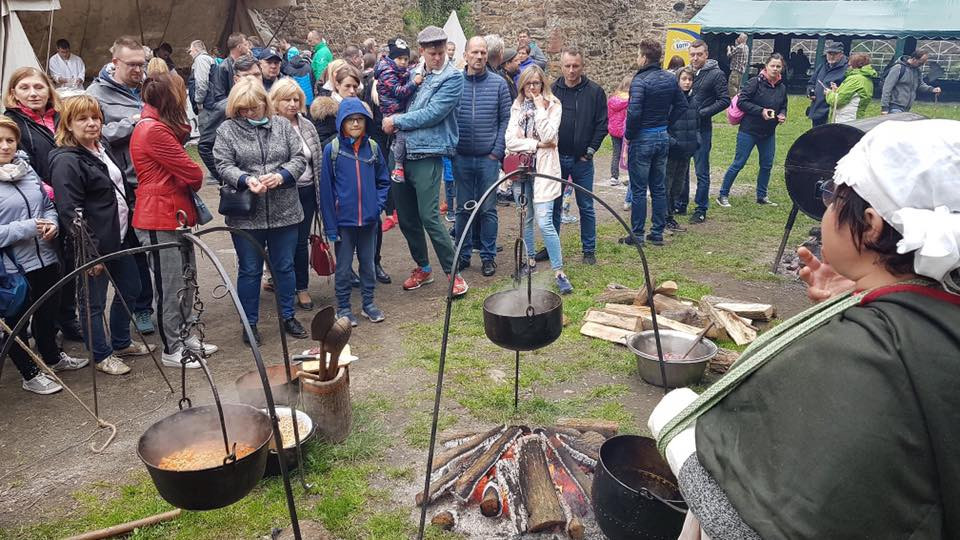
[383,26,468,296]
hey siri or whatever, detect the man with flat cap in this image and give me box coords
[806,41,848,127]
[383,26,469,296]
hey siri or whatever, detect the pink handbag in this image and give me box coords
[726,94,745,125]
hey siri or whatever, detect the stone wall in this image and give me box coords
[259,0,697,90]
[470,0,698,90]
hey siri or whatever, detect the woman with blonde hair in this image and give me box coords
[49,95,156,376]
[505,66,571,294]
[214,77,307,344]
[268,78,323,310]
[3,67,84,343]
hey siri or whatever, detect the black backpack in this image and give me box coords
[880,61,907,87]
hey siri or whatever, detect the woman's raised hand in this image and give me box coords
[533,95,547,109]
[797,247,855,303]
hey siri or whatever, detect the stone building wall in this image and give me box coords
[259,0,697,90]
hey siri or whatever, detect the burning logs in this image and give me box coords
[420,422,616,538]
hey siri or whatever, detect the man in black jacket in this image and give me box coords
[686,40,729,224]
[549,49,607,265]
[621,39,687,247]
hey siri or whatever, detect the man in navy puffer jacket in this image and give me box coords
[622,39,687,246]
[453,37,512,276]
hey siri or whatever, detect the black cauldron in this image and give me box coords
[483,287,563,351]
[138,403,273,510]
[592,435,687,539]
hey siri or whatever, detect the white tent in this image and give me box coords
[443,9,465,65]
[1,0,59,95]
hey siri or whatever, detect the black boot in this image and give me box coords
[375,263,391,284]
[283,317,308,339]
[241,324,262,346]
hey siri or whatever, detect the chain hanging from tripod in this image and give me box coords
[175,235,209,409]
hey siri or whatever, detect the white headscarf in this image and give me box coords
[833,119,960,290]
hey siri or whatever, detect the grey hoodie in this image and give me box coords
[0,157,59,274]
[213,115,306,230]
[86,72,142,184]
[881,55,934,112]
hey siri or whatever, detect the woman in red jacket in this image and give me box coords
[130,73,218,368]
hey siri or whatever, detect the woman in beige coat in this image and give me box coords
[505,66,572,294]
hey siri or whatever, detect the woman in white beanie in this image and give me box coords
[650,119,960,539]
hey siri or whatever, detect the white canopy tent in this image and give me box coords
[1,0,59,95]
[443,9,465,65]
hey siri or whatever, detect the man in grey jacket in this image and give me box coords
[86,35,155,334]
[881,50,943,114]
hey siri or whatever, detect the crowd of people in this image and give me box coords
[0,25,948,396]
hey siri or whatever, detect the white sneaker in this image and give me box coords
[622,202,631,211]
[161,349,204,369]
[51,351,89,372]
[22,373,63,395]
[609,177,621,186]
[114,342,157,357]
[184,336,219,355]
[96,355,131,375]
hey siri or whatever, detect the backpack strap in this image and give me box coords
[330,136,380,169]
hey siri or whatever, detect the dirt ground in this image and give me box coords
[0,156,810,531]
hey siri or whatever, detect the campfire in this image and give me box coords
[418,419,616,538]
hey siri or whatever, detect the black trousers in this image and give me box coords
[3,263,63,380]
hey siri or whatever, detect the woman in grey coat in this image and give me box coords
[0,117,85,395]
[268,79,324,310]
[214,78,307,344]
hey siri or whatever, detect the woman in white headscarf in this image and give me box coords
[650,119,960,539]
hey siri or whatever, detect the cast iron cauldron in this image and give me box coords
[138,403,273,510]
[592,435,687,539]
[483,287,563,351]
[262,407,316,476]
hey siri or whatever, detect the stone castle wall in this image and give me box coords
[259,0,698,90]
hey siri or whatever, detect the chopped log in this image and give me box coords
[568,517,586,540]
[660,308,700,326]
[454,426,522,500]
[431,511,455,531]
[656,280,679,297]
[557,433,599,465]
[577,431,607,452]
[709,348,741,374]
[416,459,468,506]
[602,303,652,318]
[480,484,502,517]
[639,315,703,337]
[715,302,775,321]
[699,299,757,346]
[555,418,618,439]
[439,429,481,446]
[519,439,567,533]
[579,322,632,345]
[551,436,593,499]
[597,283,643,304]
[433,424,505,472]
[640,293,690,314]
[583,309,641,332]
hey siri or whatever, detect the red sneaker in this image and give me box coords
[402,267,434,290]
[440,200,448,214]
[381,215,396,232]
[449,274,468,297]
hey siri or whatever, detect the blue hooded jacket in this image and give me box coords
[318,98,390,235]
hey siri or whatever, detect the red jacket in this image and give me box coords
[607,93,628,138]
[130,106,203,229]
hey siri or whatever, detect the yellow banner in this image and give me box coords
[663,24,702,69]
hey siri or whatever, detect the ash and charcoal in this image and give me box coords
[779,227,822,275]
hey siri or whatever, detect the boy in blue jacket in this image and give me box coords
[318,98,391,325]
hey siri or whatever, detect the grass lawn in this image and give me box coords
[11,96,958,539]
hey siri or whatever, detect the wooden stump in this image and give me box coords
[300,367,351,444]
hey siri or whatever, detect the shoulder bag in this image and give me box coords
[309,214,335,277]
[0,250,29,318]
[218,181,257,217]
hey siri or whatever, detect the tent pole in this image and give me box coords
[813,36,825,71]
[744,34,753,88]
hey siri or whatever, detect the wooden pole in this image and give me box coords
[64,509,181,540]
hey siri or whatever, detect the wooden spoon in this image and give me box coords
[324,317,353,381]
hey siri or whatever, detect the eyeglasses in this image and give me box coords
[117,59,146,70]
[817,179,837,206]
[344,117,365,125]
[525,81,543,87]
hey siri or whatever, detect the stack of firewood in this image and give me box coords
[580,282,777,373]
[420,419,617,538]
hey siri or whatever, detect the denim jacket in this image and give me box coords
[393,60,464,157]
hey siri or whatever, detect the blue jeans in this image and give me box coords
[692,127,713,213]
[719,130,776,199]
[628,130,669,239]
[231,225,298,325]
[514,182,563,271]
[334,224,376,310]
[453,154,500,262]
[552,155,596,255]
[294,185,317,291]
[78,250,141,362]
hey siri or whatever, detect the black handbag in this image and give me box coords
[217,183,257,217]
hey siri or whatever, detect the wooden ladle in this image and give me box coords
[323,317,353,380]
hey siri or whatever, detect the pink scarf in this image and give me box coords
[760,68,781,86]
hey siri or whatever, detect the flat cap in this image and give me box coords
[417,26,448,44]
[824,41,844,54]
[502,48,518,63]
